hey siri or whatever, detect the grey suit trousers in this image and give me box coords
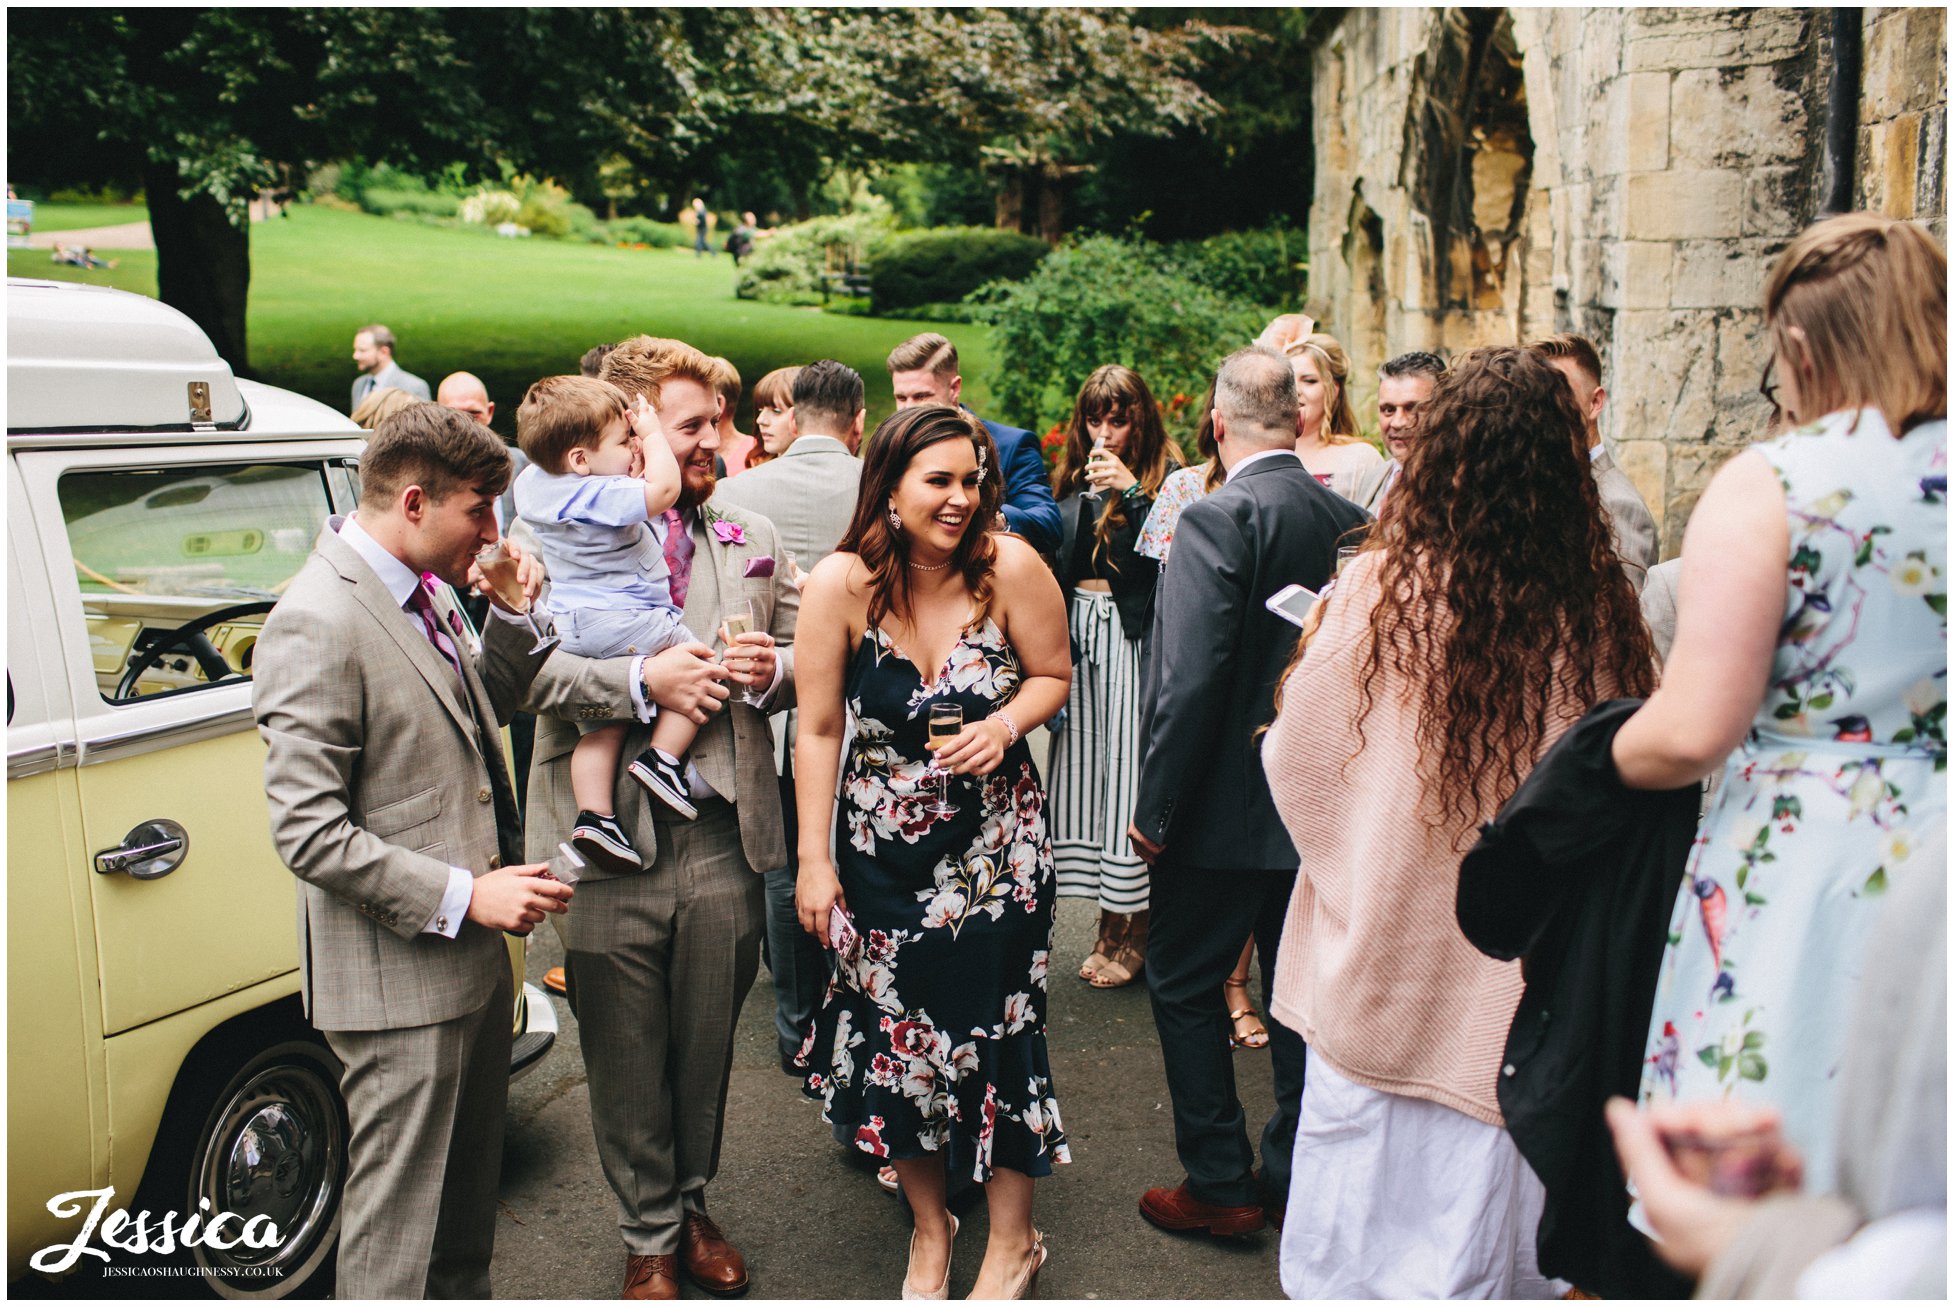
[324,967,513,1300]
[557,798,765,1254]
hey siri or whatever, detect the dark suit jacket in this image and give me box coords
[1132,452,1370,869]
[974,414,1061,554]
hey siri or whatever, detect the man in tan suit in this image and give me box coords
[253,405,572,1298]
[522,336,798,1300]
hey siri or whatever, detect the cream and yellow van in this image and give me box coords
[6,278,553,1297]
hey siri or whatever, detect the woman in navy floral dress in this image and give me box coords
[792,405,1073,1299]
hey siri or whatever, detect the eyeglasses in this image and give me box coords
[1758,355,1784,420]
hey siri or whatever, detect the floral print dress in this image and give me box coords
[1638,409,1946,1193]
[797,617,1071,1182]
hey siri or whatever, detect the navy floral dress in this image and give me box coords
[797,617,1071,1182]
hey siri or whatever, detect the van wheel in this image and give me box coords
[153,1039,348,1298]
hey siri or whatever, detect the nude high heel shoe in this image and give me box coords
[902,1213,958,1300]
[971,1231,1046,1300]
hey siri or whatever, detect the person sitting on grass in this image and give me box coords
[512,375,703,870]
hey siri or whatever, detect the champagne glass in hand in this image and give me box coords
[926,702,964,816]
[719,597,765,706]
[476,540,556,654]
[1080,440,1107,503]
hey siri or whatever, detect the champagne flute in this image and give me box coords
[475,540,556,654]
[720,597,765,706]
[1080,439,1107,504]
[926,702,964,817]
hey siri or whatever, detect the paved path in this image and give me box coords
[25,200,280,251]
[496,895,1289,1300]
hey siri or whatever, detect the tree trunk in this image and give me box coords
[143,160,253,377]
[1037,170,1064,246]
[994,172,1024,233]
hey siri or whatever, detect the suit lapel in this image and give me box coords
[318,529,479,742]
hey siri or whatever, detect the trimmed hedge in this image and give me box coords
[868,227,1050,315]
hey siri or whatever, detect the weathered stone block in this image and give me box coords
[1743,166,1807,238]
[1625,7,1808,72]
[1670,239,1781,309]
[1862,6,1946,122]
[1670,64,1810,170]
[1612,308,1718,445]
[1625,169,1745,240]
[1625,71,1672,172]
[1589,77,1632,178]
[1714,310,1773,405]
[1605,241,1673,309]
[1664,442,1751,552]
[1876,114,1924,218]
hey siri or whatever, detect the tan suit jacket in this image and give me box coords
[1349,457,1398,516]
[523,500,799,875]
[1594,447,1659,593]
[254,521,551,1031]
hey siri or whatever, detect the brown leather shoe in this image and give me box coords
[681,1210,751,1296]
[543,966,567,995]
[622,1253,680,1300]
[1139,1182,1266,1236]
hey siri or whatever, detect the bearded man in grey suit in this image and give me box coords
[711,358,863,1073]
[254,404,572,1298]
[1532,333,1660,591]
[521,335,799,1301]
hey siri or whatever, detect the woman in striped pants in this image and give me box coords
[1048,365,1177,988]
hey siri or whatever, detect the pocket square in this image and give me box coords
[742,556,775,579]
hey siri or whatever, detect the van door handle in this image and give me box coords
[94,820,189,880]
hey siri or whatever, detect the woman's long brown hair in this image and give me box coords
[1051,365,1175,572]
[1345,346,1655,829]
[836,405,1003,636]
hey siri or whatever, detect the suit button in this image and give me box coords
[489,854,502,870]
[478,787,492,803]
[1502,1063,1517,1078]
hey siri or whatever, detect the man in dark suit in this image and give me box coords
[887,331,1060,554]
[1128,346,1369,1237]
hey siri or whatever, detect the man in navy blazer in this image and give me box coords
[1128,346,1370,1238]
[886,332,1060,553]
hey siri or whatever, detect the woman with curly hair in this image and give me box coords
[1047,365,1178,988]
[1261,346,1655,1297]
[1283,332,1383,501]
[793,405,1073,1298]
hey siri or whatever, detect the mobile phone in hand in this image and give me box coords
[826,904,858,955]
[1265,583,1320,629]
[1659,1127,1785,1197]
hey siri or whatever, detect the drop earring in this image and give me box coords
[887,504,903,530]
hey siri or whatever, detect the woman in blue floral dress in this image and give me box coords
[792,405,1073,1299]
[1611,214,1946,1194]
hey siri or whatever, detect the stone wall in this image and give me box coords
[1308,7,1947,554]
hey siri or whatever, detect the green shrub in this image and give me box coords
[734,203,897,304]
[1172,224,1308,309]
[971,234,1266,450]
[49,182,145,205]
[363,188,460,220]
[607,216,689,248]
[868,227,1050,315]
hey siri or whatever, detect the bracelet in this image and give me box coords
[992,711,1021,748]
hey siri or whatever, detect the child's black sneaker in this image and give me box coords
[571,809,644,873]
[628,747,699,820]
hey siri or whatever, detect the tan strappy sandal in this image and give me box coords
[1087,910,1147,989]
[1078,911,1128,984]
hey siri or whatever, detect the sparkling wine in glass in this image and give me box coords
[926,702,964,817]
[476,540,555,654]
[721,598,764,705]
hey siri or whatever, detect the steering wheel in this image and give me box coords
[116,601,279,701]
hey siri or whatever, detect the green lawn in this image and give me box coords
[21,202,150,232]
[8,205,994,433]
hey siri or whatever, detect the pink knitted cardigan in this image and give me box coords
[1263,554,1617,1126]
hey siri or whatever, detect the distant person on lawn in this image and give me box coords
[350,323,431,412]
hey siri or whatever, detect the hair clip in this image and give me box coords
[975,443,989,485]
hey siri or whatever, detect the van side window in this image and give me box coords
[59,462,337,704]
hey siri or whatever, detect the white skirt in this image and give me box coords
[1280,1049,1567,1300]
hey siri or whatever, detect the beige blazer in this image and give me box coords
[254,523,551,1031]
[1593,448,1659,593]
[523,500,799,878]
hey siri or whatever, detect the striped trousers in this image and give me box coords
[1049,587,1150,912]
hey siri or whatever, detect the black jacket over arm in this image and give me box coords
[1131,454,1369,869]
[1456,698,1697,1300]
[1056,489,1160,641]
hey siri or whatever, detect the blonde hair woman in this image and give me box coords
[1283,333,1382,501]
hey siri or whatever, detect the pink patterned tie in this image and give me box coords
[663,508,695,609]
[404,585,465,681]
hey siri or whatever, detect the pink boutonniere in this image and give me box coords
[710,519,746,546]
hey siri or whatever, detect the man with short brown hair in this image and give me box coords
[886,331,1061,552]
[1528,333,1660,591]
[525,334,800,1299]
